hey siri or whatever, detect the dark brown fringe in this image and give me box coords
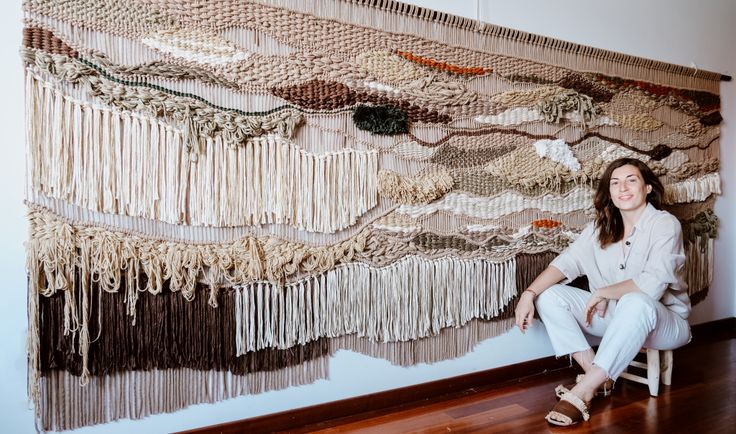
[515,251,558,294]
[690,286,709,306]
[38,279,330,377]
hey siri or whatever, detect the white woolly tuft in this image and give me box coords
[533,139,581,172]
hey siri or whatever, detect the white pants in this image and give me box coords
[535,284,691,380]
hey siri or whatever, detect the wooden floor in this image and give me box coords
[286,337,735,434]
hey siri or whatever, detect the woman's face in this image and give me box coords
[609,164,651,212]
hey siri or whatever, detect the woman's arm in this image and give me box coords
[515,223,596,333]
[515,265,566,333]
[527,266,567,296]
[583,279,639,326]
[594,279,639,300]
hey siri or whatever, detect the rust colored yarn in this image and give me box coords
[532,219,562,229]
[395,49,489,75]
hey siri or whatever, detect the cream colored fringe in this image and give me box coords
[333,317,515,367]
[26,74,378,233]
[26,241,42,423]
[234,255,517,355]
[26,207,372,304]
[685,235,714,298]
[663,173,722,204]
[27,193,398,247]
[37,358,329,432]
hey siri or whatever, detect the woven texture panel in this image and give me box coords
[22,0,721,430]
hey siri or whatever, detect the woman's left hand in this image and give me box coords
[585,292,608,327]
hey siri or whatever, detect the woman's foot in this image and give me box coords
[547,371,604,425]
[554,374,614,399]
[546,390,591,426]
[577,374,615,397]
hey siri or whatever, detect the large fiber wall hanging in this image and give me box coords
[22,0,722,430]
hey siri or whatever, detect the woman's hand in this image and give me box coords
[515,290,536,333]
[584,292,608,327]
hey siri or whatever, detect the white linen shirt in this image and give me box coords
[550,203,691,319]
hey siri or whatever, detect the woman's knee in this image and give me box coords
[535,284,572,311]
[615,292,658,322]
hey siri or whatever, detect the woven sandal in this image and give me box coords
[554,375,614,399]
[577,374,615,397]
[545,391,591,426]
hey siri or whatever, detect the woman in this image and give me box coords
[514,158,691,426]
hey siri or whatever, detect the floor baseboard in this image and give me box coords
[178,317,735,434]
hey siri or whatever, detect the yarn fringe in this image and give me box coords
[23,50,306,150]
[36,315,516,432]
[26,207,373,305]
[663,173,721,204]
[234,256,517,354]
[26,74,378,232]
[333,317,515,367]
[37,285,332,377]
[26,240,42,427]
[684,235,714,305]
[37,359,329,432]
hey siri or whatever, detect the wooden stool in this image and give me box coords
[619,349,673,396]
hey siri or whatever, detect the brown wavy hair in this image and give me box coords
[594,158,664,247]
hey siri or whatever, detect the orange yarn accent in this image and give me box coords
[395,50,489,76]
[532,219,562,229]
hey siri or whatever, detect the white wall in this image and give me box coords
[0,1,732,433]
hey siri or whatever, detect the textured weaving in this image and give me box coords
[22,0,722,430]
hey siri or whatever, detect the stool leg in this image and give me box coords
[661,350,673,386]
[646,349,660,396]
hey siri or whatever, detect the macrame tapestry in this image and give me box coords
[22,0,722,430]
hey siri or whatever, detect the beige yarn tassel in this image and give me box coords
[25,242,42,425]
[664,173,721,204]
[27,74,379,233]
[38,359,331,432]
[235,256,517,355]
[78,242,92,385]
[333,317,516,367]
[684,235,714,297]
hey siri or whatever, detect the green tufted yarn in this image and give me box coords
[352,104,409,135]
